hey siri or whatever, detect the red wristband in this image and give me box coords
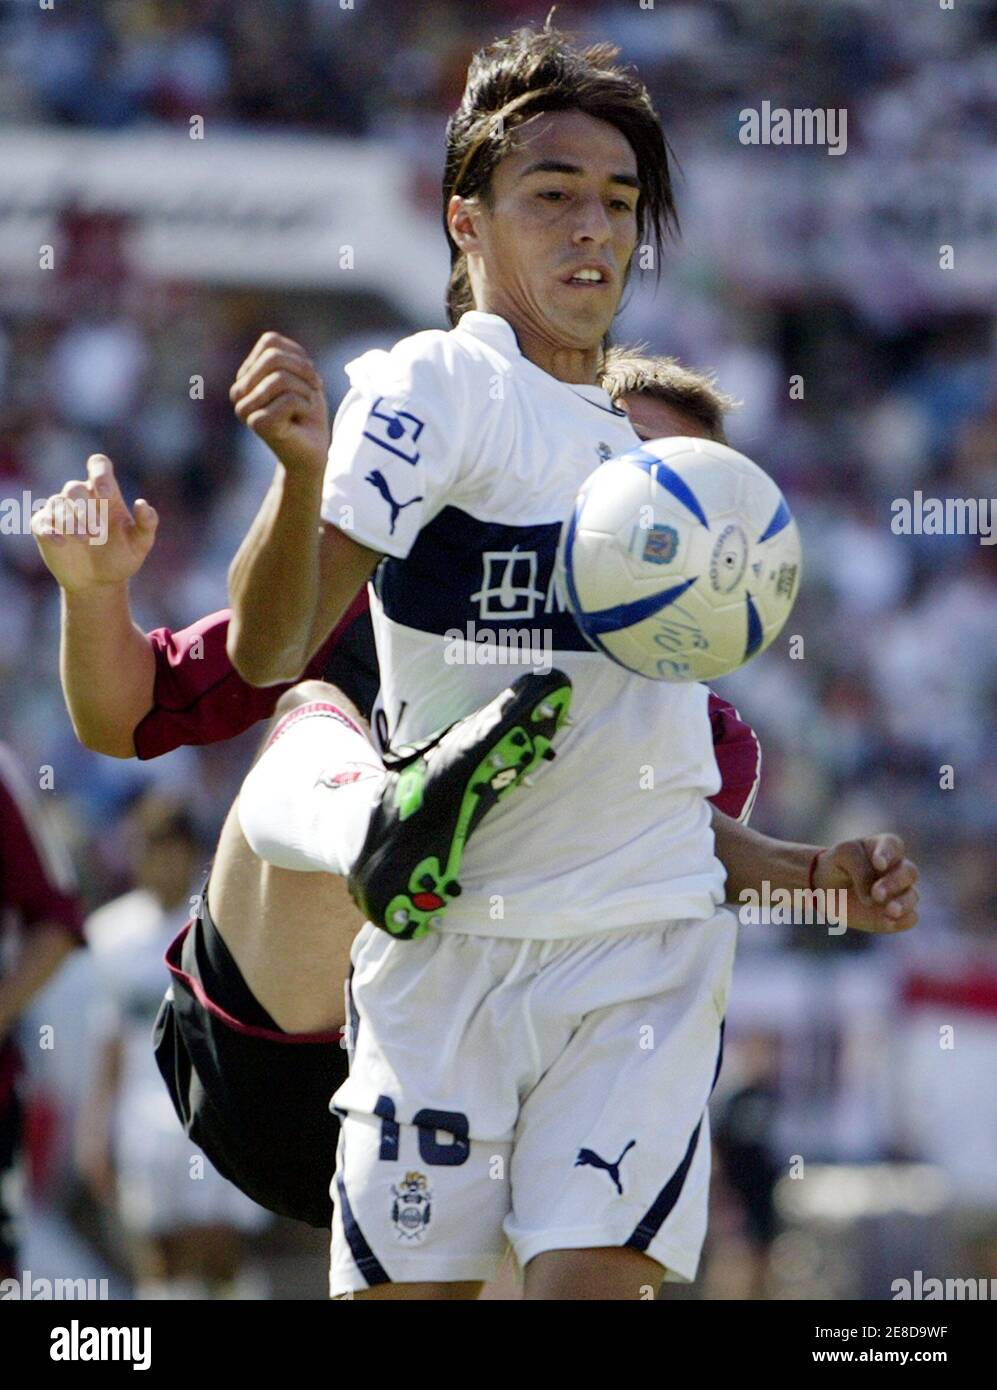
[808,849,826,891]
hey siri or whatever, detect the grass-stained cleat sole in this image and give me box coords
[347,670,573,939]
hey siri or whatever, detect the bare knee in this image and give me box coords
[274,679,345,718]
[272,680,366,731]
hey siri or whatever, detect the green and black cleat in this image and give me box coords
[347,670,573,939]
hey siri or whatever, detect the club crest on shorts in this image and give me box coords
[390,1171,432,1241]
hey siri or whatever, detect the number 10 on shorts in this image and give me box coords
[375,1095,470,1166]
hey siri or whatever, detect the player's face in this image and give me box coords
[453,109,640,362]
[620,393,715,443]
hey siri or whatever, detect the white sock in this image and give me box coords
[238,701,385,877]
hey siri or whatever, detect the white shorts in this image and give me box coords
[329,909,737,1295]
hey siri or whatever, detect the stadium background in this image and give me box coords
[1,0,994,1299]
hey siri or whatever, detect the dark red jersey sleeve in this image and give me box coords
[0,745,84,939]
[133,591,370,759]
[707,692,761,823]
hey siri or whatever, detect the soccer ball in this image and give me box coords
[557,437,801,681]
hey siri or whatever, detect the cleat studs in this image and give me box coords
[419,873,436,891]
[443,880,462,897]
[490,752,505,768]
[537,702,555,719]
[542,747,556,761]
[511,731,528,746]
[522,774,534,787]
[428,916,444,928]
[391,910,409,927]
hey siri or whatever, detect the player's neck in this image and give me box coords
[475,303,603,385]
[526,338,603,386]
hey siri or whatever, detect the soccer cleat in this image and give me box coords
[347,670,573,939]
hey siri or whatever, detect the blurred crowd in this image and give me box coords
[1,0,993,156]
[1,0,995,1299]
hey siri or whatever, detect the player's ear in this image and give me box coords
[447,194,483,255]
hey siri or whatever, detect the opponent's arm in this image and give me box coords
[714,811,821,902]
[713,809,919,933]
[226,332,379,685]
[31,457,158,758]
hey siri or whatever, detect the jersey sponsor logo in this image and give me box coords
[361,396,425,465]
[365,469,423,535]
[470,546,546,620]
[574,1139,636,1195]
[390,1171,432,1240]
[374,507,591,650]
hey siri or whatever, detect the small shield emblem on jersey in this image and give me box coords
[390,1171,432,1241]
[642,524,679,565]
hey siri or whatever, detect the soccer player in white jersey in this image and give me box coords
[32,349,918,1283]
[226,24,918,1299]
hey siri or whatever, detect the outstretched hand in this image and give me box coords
[31,455,158,592]
[814,833,919,933]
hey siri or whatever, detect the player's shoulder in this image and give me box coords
[345,321,497,398]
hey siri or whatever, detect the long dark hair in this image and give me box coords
[442,16,679,327]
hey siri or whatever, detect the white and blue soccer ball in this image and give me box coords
[558,437,802,682]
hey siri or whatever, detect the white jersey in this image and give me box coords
[321,310,725,939]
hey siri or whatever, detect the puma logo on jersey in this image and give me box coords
[574,1139,636,1195]
[366,470,423,534]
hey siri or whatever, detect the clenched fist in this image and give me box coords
[31,455,158,593]
[814,833,919,933]
[230,332,330,473]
